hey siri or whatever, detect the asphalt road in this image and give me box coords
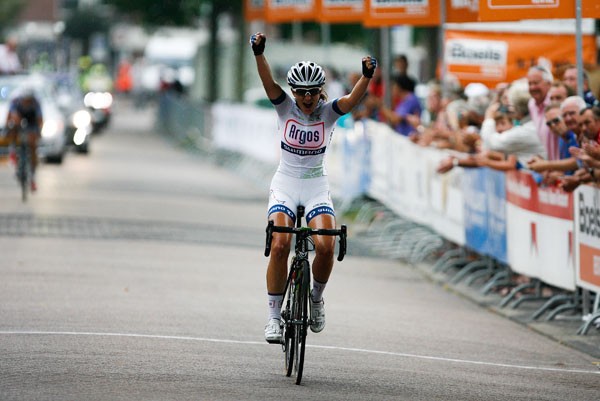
[0,99,599,401]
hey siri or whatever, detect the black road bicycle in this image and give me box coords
[264,206,347,385]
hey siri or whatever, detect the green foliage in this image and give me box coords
[63,7,110,53]
[105,0,203,26]
[0,0,25,34]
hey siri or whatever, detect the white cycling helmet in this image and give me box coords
[287,61,326,88]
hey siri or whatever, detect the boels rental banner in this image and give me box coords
[364,0,440,27]
[265,0,317,23]
[444,29,596,88]
[505,171,575,291]
[479,0,600,21]
[317,0,365,23]
[574,185,600,294]
[245,0,265,21]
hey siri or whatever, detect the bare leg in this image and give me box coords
[266,212,294,294]
[309,213,336,284]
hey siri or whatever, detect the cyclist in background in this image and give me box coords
[250,32,377,343]
[6,87,43,191]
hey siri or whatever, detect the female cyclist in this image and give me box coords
[249,32,377,343]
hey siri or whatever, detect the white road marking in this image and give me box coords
[1,330,598,375]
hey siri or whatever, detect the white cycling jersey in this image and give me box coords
[267,91,345,223]
[271,92,345,179]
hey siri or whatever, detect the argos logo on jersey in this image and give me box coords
[284,119,325,149]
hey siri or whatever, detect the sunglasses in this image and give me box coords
[293,87,321,97]
[546,117,562,127]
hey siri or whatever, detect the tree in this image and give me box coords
[105,0,203,27]
[63,7,111,55]
[0,0,25,37]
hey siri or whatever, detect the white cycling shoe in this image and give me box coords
[310,296,325,333]
[264,318,283,344]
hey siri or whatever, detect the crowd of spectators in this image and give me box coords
[346,56,600,192]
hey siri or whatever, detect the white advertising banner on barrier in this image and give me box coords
[367,124,394,205]
[574,184,600,293]
[505,171,575,291]
[212,103,279,164]
[429,156,465,246]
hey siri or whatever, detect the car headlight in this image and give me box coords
[84,92,113,109]
[41,120,64,138]
[72,109,92,129]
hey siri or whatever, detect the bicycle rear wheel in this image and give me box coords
[293,259,310,385]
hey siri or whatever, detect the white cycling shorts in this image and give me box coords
[267,172,335,224]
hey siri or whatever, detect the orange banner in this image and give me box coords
[444,30,596,88]
[446,0,479,23]
[244,0,265,21]
[265,0,317,23]
[364,0,440,27]
[480,0,600,21]
[317,0,365,23]
[582,0,600,17]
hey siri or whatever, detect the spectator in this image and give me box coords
[562,64,598,107]
[378,74,421,138]
[527,104,580,181]
[528,65,559,160]
[392,54,417,90]
[480,79,547,167]
[578,106,600,144]
[548,81,573,106]
[473,111,519,172]
[560,105,600,192]
[560,96,587,142]
[0,37,22,75]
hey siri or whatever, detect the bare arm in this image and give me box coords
[250,33,284,101]
[336,56,376,115]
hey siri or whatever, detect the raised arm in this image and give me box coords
[250,32,284,101]
[336,56,377,115]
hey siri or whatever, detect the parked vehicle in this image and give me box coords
[81,64,113,132]
[51,72,93,154]
[0,73,67,164]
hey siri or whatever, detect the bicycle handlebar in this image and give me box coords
[264,220,347,262]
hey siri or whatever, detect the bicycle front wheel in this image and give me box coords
[293,259,310,385]
[283,280,295,377]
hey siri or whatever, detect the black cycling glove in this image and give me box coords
[250,34,265,56]
[362,57,377,78]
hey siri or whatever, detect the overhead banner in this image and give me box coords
[364,0,440,27]
[265,0,317,23]
[446,0,479,23]
[317,0,365,23]
[244,0,265,21]
[444,29,596,88]
[574,185,600,293]
[479,0,600,21]
[480,0,572,21]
